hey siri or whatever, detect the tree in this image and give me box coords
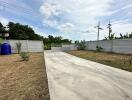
[109,33,115,40]
[104,33,115,40]
[115,33,132,39]
[0,21,72,50]
[75,40,86,50]
[0,22,5,33]
[0,22,3,28]
[7,22,42,40]
[43,35,72,50]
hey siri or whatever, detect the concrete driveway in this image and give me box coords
[44,51,132,100]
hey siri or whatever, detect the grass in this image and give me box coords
[0,53,50,100]
[67,50,132,72]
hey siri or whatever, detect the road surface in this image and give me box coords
[44,51,132,100]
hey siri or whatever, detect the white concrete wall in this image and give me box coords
[86,39,132,54]
[51,44,77,51]
[98,40,113,52]
[87,41,97,50]
[28,41,43,52]
[112,39,132,54]
[62,44,77,51]
[51,47,62,51]
[8,40,43,53]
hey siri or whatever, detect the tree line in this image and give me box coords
[43,35,71,49]
[104,33,132,40]
[0,22,72,49]
[0,22,43,40]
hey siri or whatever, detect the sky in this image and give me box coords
[0,0,132,41]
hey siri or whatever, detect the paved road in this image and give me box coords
[44,51,132,100]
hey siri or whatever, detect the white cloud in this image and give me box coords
[40,0,114,33]
[106,4,132,16]
[0,16,9,26]
[1,0,132,41]
[112,20,132,34]
[30,25,49,37]
[43,19,58,27]
[57,23,75,33]
[40,1,76,33]
[40,1,69,32]
[40,2,61,19]
[64,0,114,24]
[0,5,4,11]
[39,0,132,40]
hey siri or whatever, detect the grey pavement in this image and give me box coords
[44,51,132,100]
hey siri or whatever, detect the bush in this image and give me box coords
[20,52,29,61]
[96,46,103,52]
[44,44,51,50]
[0,38,3,45]
[16,42,22,54]
[75,40,86,50]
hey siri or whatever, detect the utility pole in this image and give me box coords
[94,21,103,47]
[107,20,112,40]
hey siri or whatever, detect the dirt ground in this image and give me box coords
[67,50,132,72]
[0,53,50,100]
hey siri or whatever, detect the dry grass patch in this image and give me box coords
[0,53,50,100]
[67,50,132,72]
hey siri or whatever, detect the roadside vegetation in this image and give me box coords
[0,22,72,50]
[43,35,72,50]
[104,32,132,40]
[67,50,132,72]
[75,40,86,50]
[0,53,50,100]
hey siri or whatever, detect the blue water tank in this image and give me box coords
[1,43,12,55]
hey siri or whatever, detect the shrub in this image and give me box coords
[16,42,22,54]
[20,52,29,61]
[75,40,86,50]
[0,38,3,45]
[96,46,103,52]
[44,44,51,50]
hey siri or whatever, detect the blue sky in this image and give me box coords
[0,0,132,41]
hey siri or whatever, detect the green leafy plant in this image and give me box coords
[96,46,103,52]
[16,42,22,54]
[20,52,29,61]
[44,44,51,50]
[75,40,86,50]
[0,38,3,45]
